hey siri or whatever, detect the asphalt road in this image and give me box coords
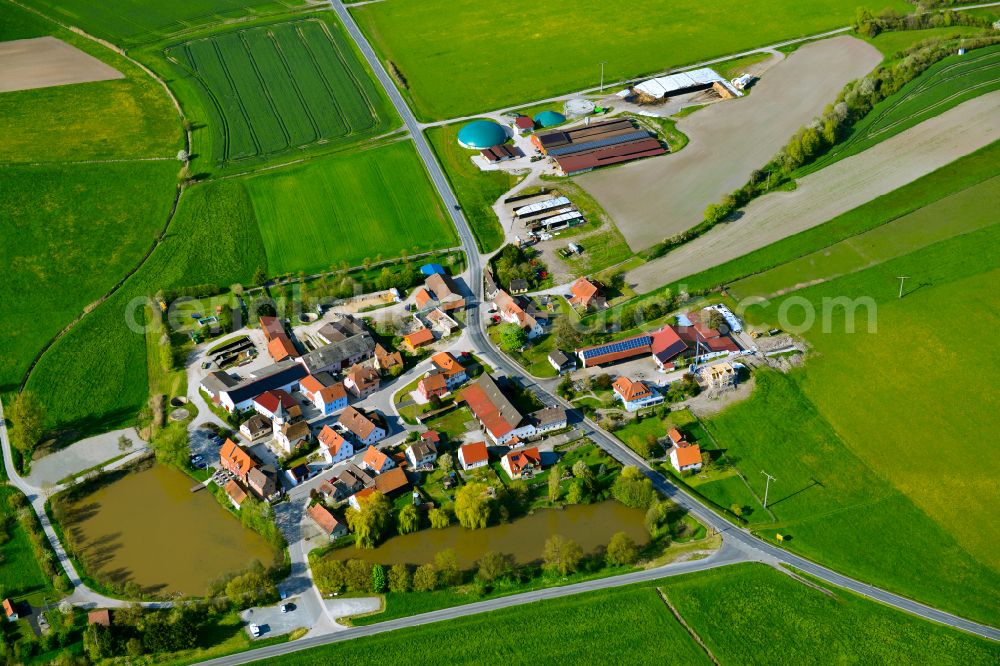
[196,539,747,666]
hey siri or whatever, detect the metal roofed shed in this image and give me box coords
[457,120,508,149]
[634,67,742,100]
[513,196,571,219]
[533,110,567,127]
[420,263,447,276]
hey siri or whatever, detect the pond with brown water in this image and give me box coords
[325,500,649,568]
[59,464,276,597]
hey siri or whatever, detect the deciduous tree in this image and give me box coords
[388,564,411,592]
[542,535,583,576]
[606,531,638,566]
[413,564,437,592]
[454,482,492,529]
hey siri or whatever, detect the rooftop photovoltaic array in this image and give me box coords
[581,335,651,359]
[547,130,652,157]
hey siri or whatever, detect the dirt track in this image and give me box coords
[578,36,882,251]
[626,90,1000,293]
[0,36,123,93]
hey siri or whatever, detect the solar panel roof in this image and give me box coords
[581,335,651,359]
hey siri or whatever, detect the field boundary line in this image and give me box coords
[0,156,175,167]
[655,588,720,665]
[210,129,409,181]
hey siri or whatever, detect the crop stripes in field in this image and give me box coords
[316,20,380,130]
[816,48,1000,168]
[238,30,293,153]
[210,39,264,159]
[268,28,323,144]
[296,23,354,135]
[167,43,236,164]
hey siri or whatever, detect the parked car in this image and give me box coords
[280,604,289,614]
[249,624,260,638]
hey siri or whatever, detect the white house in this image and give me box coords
[530,407,567,434]
[405,440,437,468]
[613,376,663,412]
[670,441,703,473]
[318,425,353,465]
[338,406,387,447]
[458,441,489,471]
[362,445,395,475]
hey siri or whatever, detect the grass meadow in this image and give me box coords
[247,140,456,275]
[425,123,514,252]
[702,225,1000,625]
[352,0,910,120]
[19,0,306,46]
[0,161,179,395]
[25,179,266,433]
[0,2,181,162]
[266,563,1000,665]
[800,44,1000,175]
[165,17,397,170]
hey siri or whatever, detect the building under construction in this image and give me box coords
[531,118,667,175]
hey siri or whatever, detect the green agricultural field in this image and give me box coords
[266,563,1000,665]
[352,0,911,120]
[865,25,989,57]
[701,225,1000,625]
[425,123,514,252]
[19,0,306,46]
[0,2,181,162]
[664,565,1000,664]
[25,179,266,433]
[0,161,179,396]
[801,43,1000,174]
[729,174,1000,298]
[264,581,711,665]
[164,17,397,170]
[248,140,456,276]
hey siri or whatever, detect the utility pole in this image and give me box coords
[896,276,909,299]
[761,470,776,509]
[599,61,607,93]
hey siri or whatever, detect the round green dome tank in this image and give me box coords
[457,120,507,149]
[533,110,567,127]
